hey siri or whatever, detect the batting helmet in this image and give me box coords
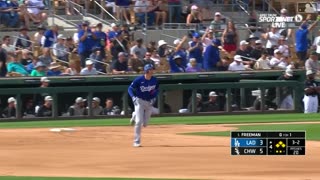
[144,64,154,72]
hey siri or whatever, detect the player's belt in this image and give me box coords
[305,94,317,97]
[138,97,150,101]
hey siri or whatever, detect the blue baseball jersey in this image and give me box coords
[128,75,159,101]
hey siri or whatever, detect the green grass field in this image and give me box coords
[0,113,320,129]
[1,113,320,180]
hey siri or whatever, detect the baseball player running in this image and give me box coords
[128,64,159,147]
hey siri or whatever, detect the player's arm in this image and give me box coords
[128,78,139,98]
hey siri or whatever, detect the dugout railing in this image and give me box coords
[0,70,306,121]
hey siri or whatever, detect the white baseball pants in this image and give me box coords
[134,98,153,144]
[303,95,318,113]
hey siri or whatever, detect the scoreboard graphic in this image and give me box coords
[231,131,305,156]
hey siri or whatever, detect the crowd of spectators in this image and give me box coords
[0,8,319,77]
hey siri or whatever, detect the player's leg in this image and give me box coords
[315,96,319,113]
[311,96,318,113]
[142,100,153,127]
[130,111,136,125]
[133,99,144,146]
[303,95,310,113]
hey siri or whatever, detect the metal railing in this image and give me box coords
[263,0,281,15]
[93,0,118,22]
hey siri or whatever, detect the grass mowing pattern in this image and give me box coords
[0,177,190,180]
[185,124,320,140]
[0,113,320,129]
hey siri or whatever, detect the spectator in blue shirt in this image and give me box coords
[203,39,221,71]
[169,54,186,73]
[47,62,62,76]
[107,23,120,41]
[188,32,203,68]
[26,56,39,73]
[295,15,319,62]
[94,23,107,59]
[43,25,59,48]
[78,21,97,68]
[0,0,19,27]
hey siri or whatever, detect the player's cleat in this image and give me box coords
[133,143,141,147]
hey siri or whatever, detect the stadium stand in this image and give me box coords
[0,0,318,117]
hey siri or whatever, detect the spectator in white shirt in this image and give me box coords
[34,25,46,46]
[228,55,246,71]
[25,0,47,23]
[1,36,19,55]
[269,49,283,69]
[312,29,320,58]
[80,60,98,75]
[201,28,214,52]
[278,36,289,57]
[53,34,68,61]
[277,55,291,69]
[263,26,280,56]
[254,50,271,70]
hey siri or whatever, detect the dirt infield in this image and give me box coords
[0,124,319,180]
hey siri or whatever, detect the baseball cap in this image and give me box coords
[111,23,119,27]
[192,32,200,38]
[173,55,182,60]
[240,40,248,46]
[35,62,46,68]
[189,58,196,62]
[274,49,282,54]
[234,55,242,62]
[85,60,94,65]
[212,39,221,46]
[57,34,66,39]
[45,96,53,101]
[75,97,86,103]
[255,40,262,44]
[7,97,16,103]
[209,91,218,97]
[280,8,288,14]
[82,21,89,26]
[196,93,202,99]
[144,64,154,72]
[310,51,317,56]
[306,70,314,75]
[93,97,101,103]
[191,5,198,10]
[158,40,167,47]
[215,12,221,16]
[285,68,293,77]
[40,77,50,82]
[173,39,181,45]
